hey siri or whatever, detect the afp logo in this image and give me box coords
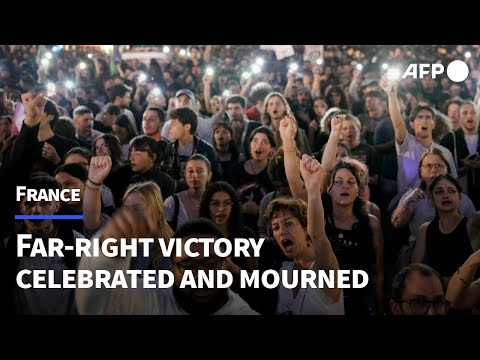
[402,60,469,82]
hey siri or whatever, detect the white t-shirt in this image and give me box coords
[276,261,345,315]
[464,134,479,156]
[396,133,457,194]
[163,194,189,231]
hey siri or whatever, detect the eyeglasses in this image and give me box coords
[421,163,446,170]
[398,298,449,315]
[173,257,224,274]
[209,201,234,209]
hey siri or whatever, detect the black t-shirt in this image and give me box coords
[32,135,80,175]
[224,162,275,233]
[349,142,380,176]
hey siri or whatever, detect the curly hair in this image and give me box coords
[325,160,369,221]
[264,197,308,237]
[199,181,243,236]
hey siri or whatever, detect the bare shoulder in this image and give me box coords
[368,214,381,229]
[418,221,432,233]
[467,211,480,231]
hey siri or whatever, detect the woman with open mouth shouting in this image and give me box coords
[264,154,344,315]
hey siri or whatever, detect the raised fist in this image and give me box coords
[88,155,112,185]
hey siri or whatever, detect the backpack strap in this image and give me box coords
[451,130,458,169]
[168,193,180,231]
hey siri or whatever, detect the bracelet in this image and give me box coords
[392,202,410,222]
[87,178,103,186]
[85,182,102,191]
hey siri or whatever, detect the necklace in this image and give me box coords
[188,192,200,209]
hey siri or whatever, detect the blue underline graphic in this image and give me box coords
[15,215,84,220]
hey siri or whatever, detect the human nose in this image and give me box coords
[441,191,450,199]
[31,203,42,214]
[425,302,437,315]
[278,223,288,235]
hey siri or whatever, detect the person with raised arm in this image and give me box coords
[379,74,457,195]
[264,154,344,314]
[280,115,384,314]
[278,113,346,198]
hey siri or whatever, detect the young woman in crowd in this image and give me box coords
[199,181,257,274]
[199,181,259,310]
[391,149,476,270]
[279,114,384,315]
[262,92,310,154]
[224,127,276,234]
[92,133,131,207]
[264,154,344,315]
[212,121,244,173]
[412,174,480,281]
[307,97,328,150]
[122,181,173,270]
[112,114,138,160]
[164,154,212,231]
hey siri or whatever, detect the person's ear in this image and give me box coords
[19,199,26,214]
[184,123,191,133]
[54,201,60,213]
[207,171,212,182]
[390,299,402,315]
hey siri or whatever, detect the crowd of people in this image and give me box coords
[0,44,480,315]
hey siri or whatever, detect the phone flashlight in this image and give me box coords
[206,67,214,76]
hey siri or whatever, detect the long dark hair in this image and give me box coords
[324,160,370,228]
[93,134,124,171]
[199,181,243,237]
[213,121,239,160]
[428,174,462,195]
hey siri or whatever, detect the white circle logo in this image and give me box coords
[446,60,469,82]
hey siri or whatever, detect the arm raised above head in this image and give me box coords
[300,154,341,303]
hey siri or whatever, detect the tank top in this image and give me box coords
[325,216,375,274]
[425,216,473,277]
[325,216,377,315]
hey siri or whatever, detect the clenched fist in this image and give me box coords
[88,155,112,185]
